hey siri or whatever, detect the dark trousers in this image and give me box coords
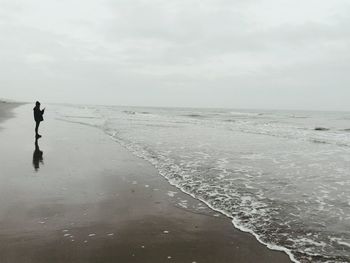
[35,121,40,135]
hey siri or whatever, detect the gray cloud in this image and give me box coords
[0,0,349,110]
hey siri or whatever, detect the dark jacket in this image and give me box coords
[33,106,44,122]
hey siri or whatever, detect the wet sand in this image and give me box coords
[0,103,292,263]
[0,101,23,127]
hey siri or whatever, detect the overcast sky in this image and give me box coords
[0,0,349,110]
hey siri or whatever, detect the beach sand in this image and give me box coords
[0,103,292,263]
[0,101,22,128]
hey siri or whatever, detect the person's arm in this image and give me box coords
[41,108,45,114]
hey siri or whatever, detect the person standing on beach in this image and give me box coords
[33,101,45,138]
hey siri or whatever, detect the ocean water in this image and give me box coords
[56,104,350,263]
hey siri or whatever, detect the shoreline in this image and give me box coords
[0,103,292,262]
[109,133,298,263]
[0,101,24,125]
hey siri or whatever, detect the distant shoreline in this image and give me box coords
[0,101,24,125]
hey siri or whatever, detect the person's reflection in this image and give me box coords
[33,138,44,171]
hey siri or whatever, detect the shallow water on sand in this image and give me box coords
[57,105,350,263]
